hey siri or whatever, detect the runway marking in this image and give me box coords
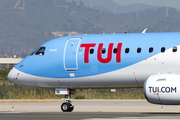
[0,100,65,103]
[147,111,180,113]
[83,118,179,120]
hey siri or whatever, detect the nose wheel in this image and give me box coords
[61,100,74,112]
[61,94,74,112]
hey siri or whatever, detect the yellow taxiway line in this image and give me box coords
[0,100,65,103]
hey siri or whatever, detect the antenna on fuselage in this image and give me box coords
[142,28,148,33]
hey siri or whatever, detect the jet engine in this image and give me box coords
[144,74,180,105]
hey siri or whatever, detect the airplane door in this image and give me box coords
[63,38,81,71]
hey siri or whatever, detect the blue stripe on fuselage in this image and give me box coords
[15,32,180,78]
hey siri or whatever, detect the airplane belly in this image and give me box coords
[9,67,140,88]
[62,68,144,88]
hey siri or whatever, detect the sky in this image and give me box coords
[113,0,180,10]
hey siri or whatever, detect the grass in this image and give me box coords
[0,83,145,99]
[73,89,145,99]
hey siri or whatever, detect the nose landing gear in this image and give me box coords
[61,95,74,112]
[55,88,75,112]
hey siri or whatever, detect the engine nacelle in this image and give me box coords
[144,74,180,105]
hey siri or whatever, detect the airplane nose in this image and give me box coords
[7,67,18,82]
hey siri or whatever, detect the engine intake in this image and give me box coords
[144,74,180,105]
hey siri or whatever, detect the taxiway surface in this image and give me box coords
[0,99,179,112]
[0,99,180,119]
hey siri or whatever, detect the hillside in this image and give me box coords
[1,0,180,56]
[67,0,158,13]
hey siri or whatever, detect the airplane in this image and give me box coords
[7,32,180,112]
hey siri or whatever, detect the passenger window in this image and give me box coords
[35,47,46,55]
[173,47,177,52]
[137,47,141,53]
[161,47,165,53]
[113,48,117,54]
[125,48,130,53]
[90,49,94,54]
[149,47,153,53]
[101,48,106,54]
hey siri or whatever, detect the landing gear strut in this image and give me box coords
[55,88,75,112]
[61,95,74,112]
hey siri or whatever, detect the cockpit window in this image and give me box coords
[30,51,36,55]
[35,47,46,55]
[30,48,39,55]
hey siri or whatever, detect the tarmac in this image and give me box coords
[0,99,180,113]
[0,99,180,119]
